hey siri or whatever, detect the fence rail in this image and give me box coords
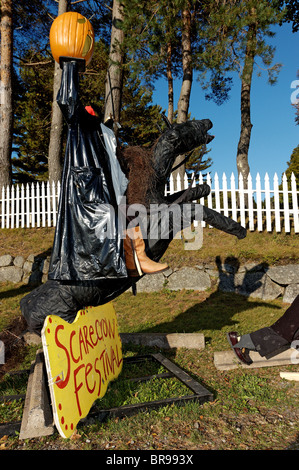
[0,172,298,233]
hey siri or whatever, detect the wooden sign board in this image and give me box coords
[41,303,123,439]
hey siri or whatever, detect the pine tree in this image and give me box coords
[13,39,163,182]
[0,0,13,189]
[13,54,55,182]
[104,0,124,132]
[285,145,299,195]
[47,0,69,184]
[201,0,284,186]
[279,0,299,31]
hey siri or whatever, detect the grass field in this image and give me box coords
[0,225,298,267]
[0,226,298,450]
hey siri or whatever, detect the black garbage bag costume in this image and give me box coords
[21,60,246,334]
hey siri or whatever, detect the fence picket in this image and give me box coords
[36,182,40,228]
[273,173,281,233]
[1,187,4,229]
[46,181,51,227]
[16,185,20,229]
[11,185,15,229]
[256,173,263,231]
[247,173,254,231]
[41,182,46,227]
[0,172,298,233]
[21,184,25,228]
[282,173,290,233]
[264,173,272,232]
[222,173,229,217]
[291,173,299,233]
[6,186,10,229]
[238,174,245,228]
[230,173,237,222]
[214,173,221,213]
[31,183,35,228]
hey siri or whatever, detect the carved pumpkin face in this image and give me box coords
[50,12,94,66]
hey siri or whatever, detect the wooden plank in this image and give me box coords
[19,350,54,440]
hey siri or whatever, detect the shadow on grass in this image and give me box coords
[136,256,282,339]
[0,284,34,301]
[137,291,281,339]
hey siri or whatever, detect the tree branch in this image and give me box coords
[71,0,88,4]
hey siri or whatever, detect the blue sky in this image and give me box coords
[152,22,299,183]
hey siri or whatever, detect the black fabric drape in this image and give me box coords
[48,60,127,281]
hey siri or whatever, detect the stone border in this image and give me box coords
[0,254,298,304]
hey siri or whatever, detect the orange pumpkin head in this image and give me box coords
[50,12,94,66]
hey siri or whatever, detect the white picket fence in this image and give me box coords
[0,171,298,233]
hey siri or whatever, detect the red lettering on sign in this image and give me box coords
[85,362,96,394]
[74,364,84,416]
[70,330,80,364]
[83,325,94,353]
[94,357,102,397]
[55,325,71,389]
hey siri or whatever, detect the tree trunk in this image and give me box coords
[172,6,193,188]
[166,42,174,124]
[48,0,69,184]
[104,0,124,135]
[0,0,13,189]
[236,20,257,192]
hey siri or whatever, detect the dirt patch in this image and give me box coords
[0,316,28,379]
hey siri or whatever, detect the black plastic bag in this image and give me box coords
[48,60,127,281]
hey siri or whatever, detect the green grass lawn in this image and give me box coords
[0,226,298,450]
[0,225,298,266]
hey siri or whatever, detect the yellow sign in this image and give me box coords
[41,303,123,439]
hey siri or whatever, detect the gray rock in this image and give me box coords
[0,266,23,283]
[14,255,25,268]
[195,264,204,270]
[162,267,173,278]
[23,260,33,273]
[0,254,13,267]
[168,267,211,291]
[41,258,50,275]
[266,265,299,286]
[242,262,266,273]
[26,254,36,263]
[236,272,283,300]
[136,273,165,292]
[204,268,219,278]
[23,331,42,346]
[283,284,299,304]
[218,271,283,301]
[217,272,236,293]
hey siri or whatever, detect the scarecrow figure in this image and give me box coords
[20,12,246,334]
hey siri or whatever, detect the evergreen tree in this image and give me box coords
[279,0,299,31]
[0,0,57,188]
[285,145,299,184]
[120,0,214,185]
[12,39,163,182]
[13,54,55,182]
[0,0,13,188]
[200,0,285,187]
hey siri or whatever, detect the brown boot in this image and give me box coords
[124,226,168,277]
